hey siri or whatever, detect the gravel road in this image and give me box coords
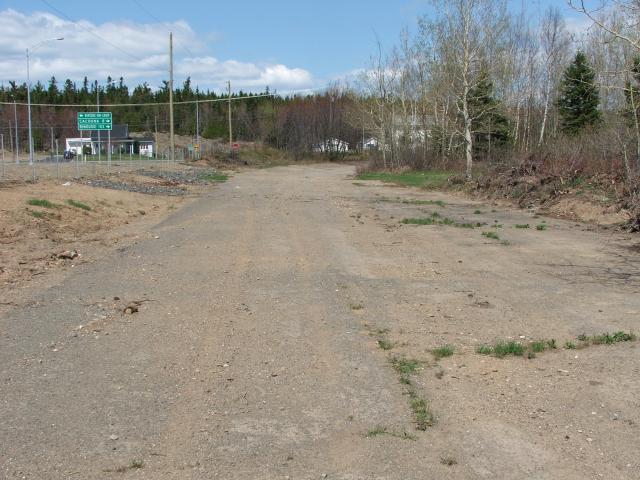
[1,164,639,479]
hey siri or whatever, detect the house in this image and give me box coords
[66,124,155,157]
[312,138,350,154]
[359,137,380,151]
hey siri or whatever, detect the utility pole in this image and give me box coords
[169,32,175,162]
[228,81,232,158]
[195,100,200,160]
[154,115,158,160]
[96,81,101,163]
[13,100,18,163]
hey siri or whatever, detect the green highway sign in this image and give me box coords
[77,112,112,131]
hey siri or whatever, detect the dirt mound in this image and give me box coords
[464,165,636,229]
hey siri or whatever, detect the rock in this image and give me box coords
[109,434,119,441]
[56,250,79,260]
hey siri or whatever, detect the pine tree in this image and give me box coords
[467,70,512,159]
[557,52,601,134]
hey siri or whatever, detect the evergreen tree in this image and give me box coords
[467,70,512,158]
[557,52,601,134]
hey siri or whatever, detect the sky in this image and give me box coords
[0,0,588,95]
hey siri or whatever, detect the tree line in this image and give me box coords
[0,76,361,157]
[356,0,640,180]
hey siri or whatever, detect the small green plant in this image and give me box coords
[366,425,388,438]
[492,341,524,358]
[402,217,436,225]
[389,356,420,375]
[565,341,576,350]
[378,339,394,351]
[404,199,446,207]
[30,211,46,219]
[200,172,228,182]
[591,331,636,345]
[129,460,144,470]
[474,210,482,214]
[350,303,364,311]
[432,345,454,359]
[410,394,434,430]
[27,198,57,208]
[482,231,500,241]
[530,340,547,353]
[536,224,547,231]
[546,339,557,349]
[66,199,91,211]
[515,224,530,229]
[476,345,493,355]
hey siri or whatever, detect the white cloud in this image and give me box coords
[0,9,315,92]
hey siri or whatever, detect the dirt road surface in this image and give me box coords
[2,164,639,479]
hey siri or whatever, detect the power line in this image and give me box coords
[0,93,276,108]
[38,0,155,65]
[131,0,198,59]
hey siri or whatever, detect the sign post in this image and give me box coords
[78,112,112,173]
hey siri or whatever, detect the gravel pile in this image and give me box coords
[82,179,189,196]
[136,169,222,185]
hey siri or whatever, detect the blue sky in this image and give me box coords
[0,0,585,93]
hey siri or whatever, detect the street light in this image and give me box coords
[27,37,64,166]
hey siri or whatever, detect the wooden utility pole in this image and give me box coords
[228,81,232,157]
[169,32,175,162]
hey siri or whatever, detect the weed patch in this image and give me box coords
[409,393,434,430]
[536,224,548,231]
[66,199,91,211]
[378,339,394,351]
[29,211,46,219]
[482,231,500,241]
[27,198,57,209]
[200,172,228,183]
[432,345,454,360]
[515,224,530,229]
[390,356,420,375]
[357,171,454,189]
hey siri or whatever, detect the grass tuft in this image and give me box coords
[356,171,454,189]
[536,224,548,231]
[378,339,394,351]
[200,172,228,183]
[515,224,530,229]
[66,199,91,211]
[27,198,57,209]
[482,231,500,241]
[432,345,454,360]
[389,356,420,375]
[492,340,524,358]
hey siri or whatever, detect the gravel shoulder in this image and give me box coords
[1,164,639,479]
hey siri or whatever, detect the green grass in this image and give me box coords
[200,172,229,182]
[482,231,500,241]
[492,341,524,358]
[389,356,420,375]
[366,425,416,441]
[27,198,57,209]
[357,171,454,189]
[589,331,636,345]
[474,210,482,214]
[378,339,394,351]
[432,345,454,360]
[405,199,446,207]
[530,340,547,353]
[402,216,476,229]
[565,341,576,349]
[514,224,530,229]
[350,303,364,311]
[409,394,434,430]
[476,344,493,355]
[29,210,46,219]
[536,224,548,231]
[66,199,91,211]
[402,217,437,225]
